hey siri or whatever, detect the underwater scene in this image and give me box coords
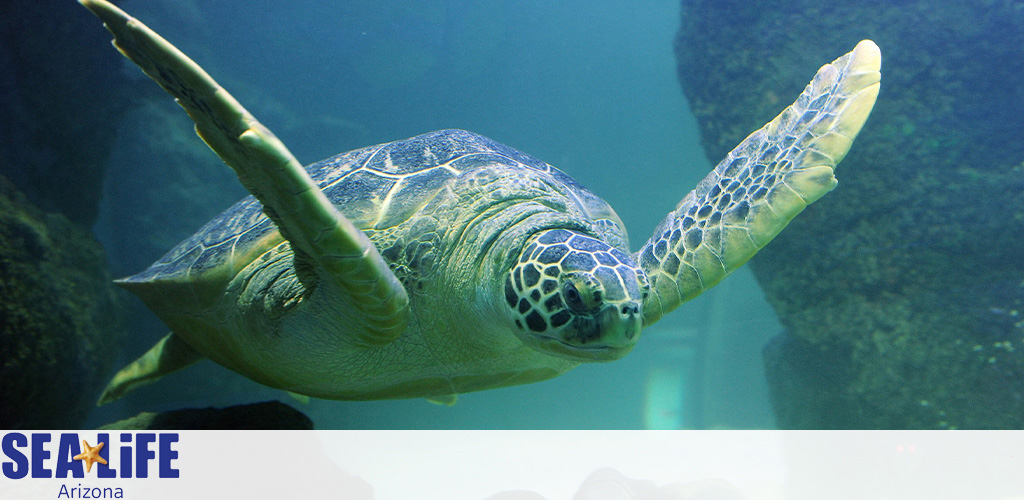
[0,0,1020,430]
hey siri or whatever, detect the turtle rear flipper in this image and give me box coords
[98,333,202,405]
[81,0,409,344]
[637,40,881,325]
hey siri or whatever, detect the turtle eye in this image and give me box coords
[563,280,602,313]
[564,283,583,310]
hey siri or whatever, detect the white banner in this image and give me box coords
[2,431,1022,500]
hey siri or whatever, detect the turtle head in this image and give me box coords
[503,229,648,361]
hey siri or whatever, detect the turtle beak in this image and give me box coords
[594,300,642,359]
[542,301,642,362]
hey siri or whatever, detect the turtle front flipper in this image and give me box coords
[81,0,409,343]
[637,40,881,325]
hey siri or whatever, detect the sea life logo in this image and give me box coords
[1,432,180,498]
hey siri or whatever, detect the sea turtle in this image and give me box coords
[82,0,881,405]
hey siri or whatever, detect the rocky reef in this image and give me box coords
[0,175,122,428]
[0,0,134,429]
[676,0,1024,427]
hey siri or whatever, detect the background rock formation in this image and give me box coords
[0,176,121,428]
[676,0,1024,428]
[0,0,130,428]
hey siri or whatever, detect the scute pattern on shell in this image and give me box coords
[123,130,623,285]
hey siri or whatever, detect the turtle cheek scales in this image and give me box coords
[523,263,541,288]
[541,279,558,294]
[525,311,548,332]
[543,294,563,312]
[504,278,517,308]
[550,310,571,328]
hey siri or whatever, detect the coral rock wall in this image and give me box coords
[676,0,1024,428]
[0,176,121,428]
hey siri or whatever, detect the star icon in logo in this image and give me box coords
[73,440,107,473]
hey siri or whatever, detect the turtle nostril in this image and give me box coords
[621,304,640,317]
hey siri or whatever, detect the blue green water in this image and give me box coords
[85,0,781,429]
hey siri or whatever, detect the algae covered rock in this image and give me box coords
[0,0,130,428]
[0,175,122,428]
[676,0,1024,428]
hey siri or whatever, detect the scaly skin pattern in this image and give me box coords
[505,229,645,361]
[635,40,880,325]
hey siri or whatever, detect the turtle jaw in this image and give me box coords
[534,336,636,362]
[527,302,642,362]
[537,339,634,362]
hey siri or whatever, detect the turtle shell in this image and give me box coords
[120,130,626,299]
